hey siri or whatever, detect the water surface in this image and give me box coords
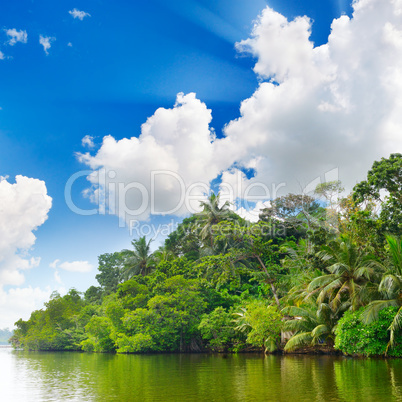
[1,348,401,401]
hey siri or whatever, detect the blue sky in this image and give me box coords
[2,0,401,328]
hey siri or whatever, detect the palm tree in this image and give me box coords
[153,246,175,265]
[198,192,231,249]
[362,235,402,346]
[282,302,344,351]
[306,236,381,310]
[122,237,154,279]
[280,238,318,292]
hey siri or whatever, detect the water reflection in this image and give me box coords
[1,349,402,401]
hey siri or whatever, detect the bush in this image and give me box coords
[335,306,402,357]
[115,333,155,353]
[234,301,283,352]
[198,307,237,351]
[81,316,116,352]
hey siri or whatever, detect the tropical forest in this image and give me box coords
[10,154,402,358]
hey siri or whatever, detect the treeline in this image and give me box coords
[11,154,402,357]
[0,328,13,345]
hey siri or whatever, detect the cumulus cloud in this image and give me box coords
[0,286,52,328]
[81,135,95,148]
[0,176,52,286]
[39,35,55,55]
[0,51,4,60]
[78,93,226,223]
[57,260,93,273]
[234,201,271,223]
[216,0,402,195]
[79,0,402,223]
[69,9,91,20]
[5,29,28,46]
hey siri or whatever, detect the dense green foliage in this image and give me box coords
[335,307,402,357]
[10,290,89,350]
[234,301,282,352]
[11,154,402,356]
[198,307,238,351]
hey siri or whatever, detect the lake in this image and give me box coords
[1,348,402,401]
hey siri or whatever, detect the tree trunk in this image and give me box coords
[256,256,281,308]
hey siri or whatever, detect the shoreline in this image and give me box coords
[9,347,399,358]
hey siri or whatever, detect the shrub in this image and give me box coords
[198,307,237,351]
[234,301,283,352]
[335,307,402,357]
[115,333,155,353]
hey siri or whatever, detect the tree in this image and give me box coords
[283,302,343,351]
[153,246,175,265]
[336,194,383,255]
[314,181,344,233]
[165,216,202,260]
[81,316,116,352]
[362,235,402,347]
[234,300,283,352]
[121,276,207,352]
[306,236,380,310]
[335,306,402,357]
[198,192,231,248]
[198,307,237,351]
[259,194,323,238]
[11,289,86,351]
[353,153,402,236]
[84,286,103,305]
[122,237,155,279]
[96,252,125,294]
[315,181,344,205]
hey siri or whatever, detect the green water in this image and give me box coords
[1,348,402,401]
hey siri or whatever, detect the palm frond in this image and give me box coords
[386,235,402,276]
[379,274,402,298]
[389,306,402,346]
[284,332,313,351]
[361,299,399,324]
[311,324,329,340]
[307,274,336,291]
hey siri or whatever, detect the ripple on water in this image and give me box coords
[1,349,402,401]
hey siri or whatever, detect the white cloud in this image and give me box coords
[67,42,73,47]
[49,259,60,269]
[69,9,91,20]
[39,35,55,55]
[234,201,271,223]
[0,286,52,329]
[78,93,225,223]
[50,259,92,273]
[0,176,52,286]
[0,51,4,60]
[5,29,28,46]
[82,135,95,148]
[54,271,62,284]
[78,0,402,223]
[215,0,402,195]
[58,261,93,273]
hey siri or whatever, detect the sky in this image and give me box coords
[1,0,401,329]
